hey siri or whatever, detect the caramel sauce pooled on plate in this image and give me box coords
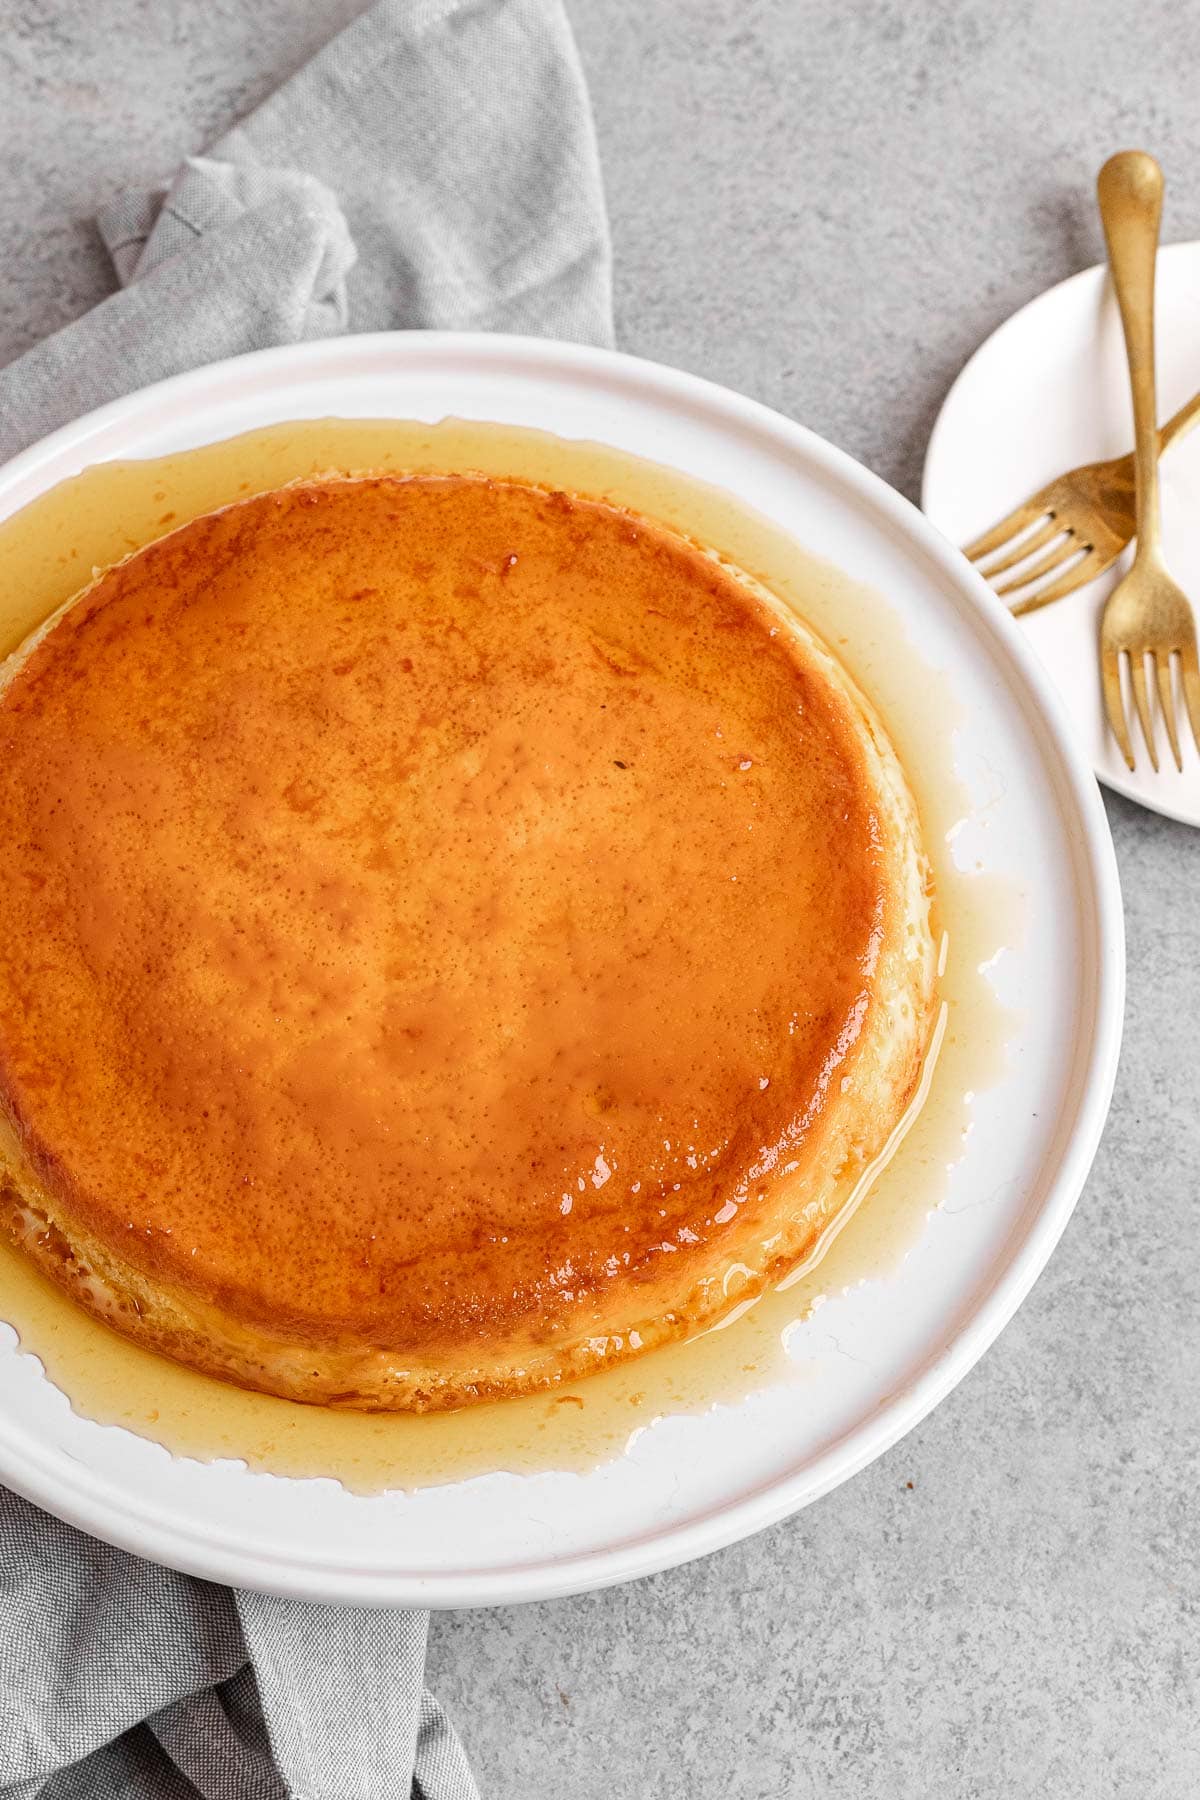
[0,418,1015,1490]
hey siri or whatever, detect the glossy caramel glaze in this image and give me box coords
[0,475,936,1408]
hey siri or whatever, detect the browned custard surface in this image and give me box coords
[0,474,935,1408]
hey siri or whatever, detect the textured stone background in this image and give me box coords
[2,2,1198,1795]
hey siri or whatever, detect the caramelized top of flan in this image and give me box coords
[0,473,932,1407]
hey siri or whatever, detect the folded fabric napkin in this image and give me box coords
[0,0,612,464]
[0,1,612,1794]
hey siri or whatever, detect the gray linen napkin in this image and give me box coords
[0,0,613,1794]
[0,0,612,463]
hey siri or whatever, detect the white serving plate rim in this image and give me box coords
[0,333,1124,1606]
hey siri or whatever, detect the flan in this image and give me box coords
[0,472,936,1411]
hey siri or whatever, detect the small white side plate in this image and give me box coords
[924,240,1200,827]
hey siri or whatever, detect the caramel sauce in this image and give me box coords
[0,418,1016,1491]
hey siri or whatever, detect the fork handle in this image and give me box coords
[1097,150,1165,564]
[1160,384,1200,454]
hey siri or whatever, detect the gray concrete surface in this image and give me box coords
[2,1,1198,1794]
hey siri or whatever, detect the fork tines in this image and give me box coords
[964,505,1102,615]
[1103,642,1200,772]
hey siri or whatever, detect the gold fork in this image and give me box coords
[1095,149,1200,770]
[964,386,1200,616]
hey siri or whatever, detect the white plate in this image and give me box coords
[923,240,1200,827]
[0,334,1122,1606]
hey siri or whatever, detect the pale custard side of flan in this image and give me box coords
[0,473,936,1410]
